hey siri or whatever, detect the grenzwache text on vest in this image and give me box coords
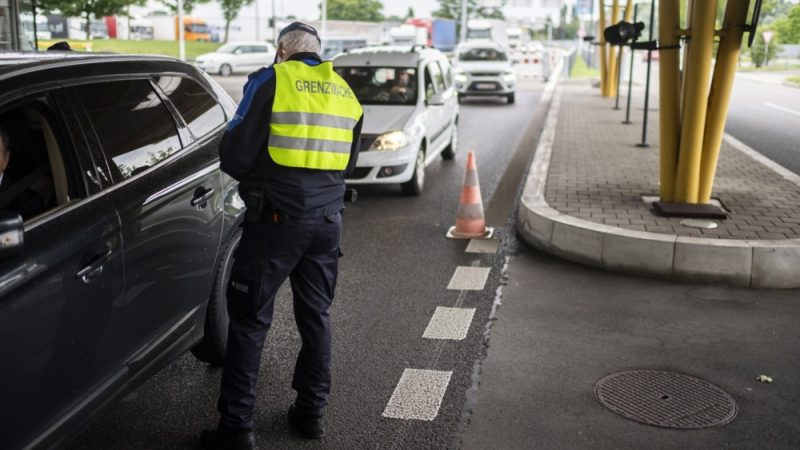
[295,80,354,99]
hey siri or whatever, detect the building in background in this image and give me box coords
[502,0,573,30]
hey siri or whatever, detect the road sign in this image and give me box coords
[762,31,773,44]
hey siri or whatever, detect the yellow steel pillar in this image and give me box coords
[607,0,621,97]
[658,0,681,202]
[672,0,717,203]
[698,0,751,202]
[598,0,609,96]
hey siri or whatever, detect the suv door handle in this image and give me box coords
[191,186,215,208]
[76,246,112,284]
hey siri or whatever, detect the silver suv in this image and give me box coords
[333,46,460,195]
[453,42,517,104]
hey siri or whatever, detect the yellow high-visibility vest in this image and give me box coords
[269,60,363,170]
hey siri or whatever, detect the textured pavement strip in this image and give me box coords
[465,238,500,254]
[544,81,800,239]
[382,369,453,421]
[422,307,476,340]
[447,266,492,290]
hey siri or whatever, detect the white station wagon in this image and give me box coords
[195,41,276,76]
[333,46,459,195]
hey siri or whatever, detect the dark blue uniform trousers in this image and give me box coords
[217,212,341,432]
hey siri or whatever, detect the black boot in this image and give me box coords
[199,428,256,450]
[288,405,326,439]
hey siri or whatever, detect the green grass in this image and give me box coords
[570,54,599,79]
[737,63,800,72]
[37,39,222,61]
[786,76,800,87]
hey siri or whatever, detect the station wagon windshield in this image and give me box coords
[335,67,418,106]
[459,48,508,62]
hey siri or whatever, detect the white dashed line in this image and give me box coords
[382,369,452,421]
[465,238,500,254]
[422,307,476,340]
[447,266,491,290]
[764,102,800,118]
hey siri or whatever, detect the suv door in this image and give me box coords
[422,61,448,159]
[0,90,125,449]
[66,77,225,368]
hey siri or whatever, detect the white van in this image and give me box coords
[333,46,460,195]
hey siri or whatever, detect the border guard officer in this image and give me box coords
[201,21,363,450]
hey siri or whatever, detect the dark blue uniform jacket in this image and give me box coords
[219,52,363,218]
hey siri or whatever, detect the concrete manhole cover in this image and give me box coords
[595,370,737,429]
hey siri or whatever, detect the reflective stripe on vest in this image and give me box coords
[269,60,363,170]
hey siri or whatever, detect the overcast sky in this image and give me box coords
[189,0,438,22]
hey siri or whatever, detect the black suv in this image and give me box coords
[0,53,243,449]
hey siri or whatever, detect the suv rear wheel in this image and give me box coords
[191,228,241,365]
[401,147,425,196]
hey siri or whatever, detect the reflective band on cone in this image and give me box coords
[447,151,494,240]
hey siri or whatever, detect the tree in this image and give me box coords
[773,4,800,44]
[220,0,254,43]
[38,0,143,39]
[157,0,211,15]
[326,0,384,22]
[406,7,415,19]
[433,0,506,21]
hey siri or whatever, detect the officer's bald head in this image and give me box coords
[277,25,321,61]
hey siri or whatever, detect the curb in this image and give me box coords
[516,86,800,289]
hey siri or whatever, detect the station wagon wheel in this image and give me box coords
[219,63,233,77]
[191,227,241,365]
[441,118,458,160]
[401,147,425,196]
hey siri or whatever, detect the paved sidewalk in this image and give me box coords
[517,80,800,287]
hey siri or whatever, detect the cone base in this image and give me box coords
[446,226,495,240]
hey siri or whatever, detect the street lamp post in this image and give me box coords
[177,0,185,61]
[460,0,467,43]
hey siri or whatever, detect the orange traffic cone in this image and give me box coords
[447,151,494,239]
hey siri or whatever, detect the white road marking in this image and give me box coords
[764,102,800,118]
[447,266,491,290]
[465,238,500,254]
[382,369,452,421]
[422,307,476,340]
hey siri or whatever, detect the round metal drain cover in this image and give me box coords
[595,370,737,429]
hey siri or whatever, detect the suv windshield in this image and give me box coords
[459,47,508,62]
[335,67,418,105]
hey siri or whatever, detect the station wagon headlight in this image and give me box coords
[372,131,409,151]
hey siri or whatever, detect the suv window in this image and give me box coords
[438,59,453,88]
[154,76,226,140]
[428,62,446,93]
[71,79,182,182]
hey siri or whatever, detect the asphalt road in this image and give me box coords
[726,72,800,175]
[68,75,546,449]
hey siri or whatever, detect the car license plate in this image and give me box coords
[475,83,495,90]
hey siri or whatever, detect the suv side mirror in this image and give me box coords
[428,93,446,106]
[0,212,24,257]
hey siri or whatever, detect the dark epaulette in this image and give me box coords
[248,66,271,81]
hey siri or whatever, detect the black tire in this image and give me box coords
[507,93,515,104]
[441,119,458,160]
[401,147,425,196]
[457,94,464,104]
[219,63,233,77]
[191,227,241,365]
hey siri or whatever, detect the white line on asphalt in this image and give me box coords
[383,369,452,421]
[764,102,800,118]
[447,266,491,290]
[723,133,800,187]
[465,238,500,254]
[422,307,476,340]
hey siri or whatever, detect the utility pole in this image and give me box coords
[272,0,277,45]
[321,0,327,42]
[460,0,468,43]
[255,0,260,41]
[178,0,185,61]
